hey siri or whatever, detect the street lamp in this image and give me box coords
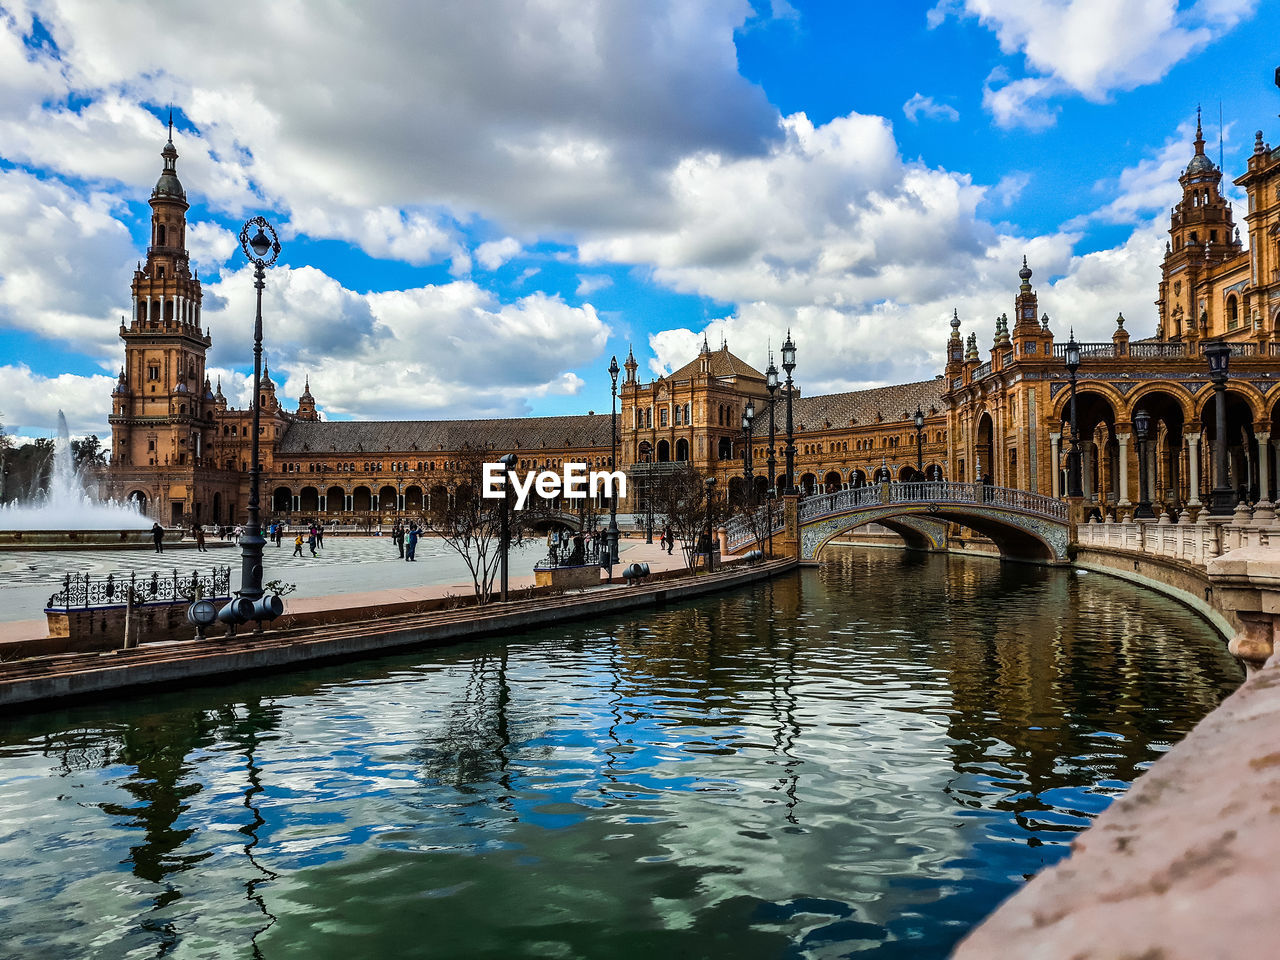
[1133,408,1155,519]
[234,216,280,608]
[608,355,621,563]
[704,476,717,573]
[765,357,779,495]
[1205,340,1234,516]
[1065,330,1083,498]
[781,331,797,494]
[741,398,755,493]
[497,452,517,600]
[913,405,925,478]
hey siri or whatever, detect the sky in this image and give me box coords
[0,0,1278,441]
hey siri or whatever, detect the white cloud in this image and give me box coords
[903,93,960,123]
[991,171,1031,207]
[0,365,116,438]
[0,168,133,359]
[475,236,522,270]
[944,0,1258,128]
[199,265,608,421]
[575,274,613,296]
[185,221,238,275]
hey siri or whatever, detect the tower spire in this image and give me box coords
[1194,104,1205,156]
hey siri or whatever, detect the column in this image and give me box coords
[320,495,327,512]
[1117,432,1132,506]
[398,493,405,511]
[1186,433,1202,506]
[1049,433,1061,498]
[1257,431,1272,507]
[1083,442,1095,501]
[345,494,353,511]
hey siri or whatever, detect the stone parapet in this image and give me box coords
[951,649,1280,960]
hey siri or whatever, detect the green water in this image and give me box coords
[0,548,1243,959]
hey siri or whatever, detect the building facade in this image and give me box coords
[106,102,1280,528]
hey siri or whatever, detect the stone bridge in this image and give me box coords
[726,481,1071,563]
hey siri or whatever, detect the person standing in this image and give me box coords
[316,522,324,550]
[307,529,318,557]
[664,525,674,555]
[292,532,304,558]
[195,525,207,552]
[406,523,419,561]
[393,521,405,558]
[151,521,164,553]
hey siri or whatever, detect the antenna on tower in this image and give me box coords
[1220,101,1224,171]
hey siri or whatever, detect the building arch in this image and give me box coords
[378,484,397,511]
[325,485,345,512]
[850,469,867,487]
[799,472,817,494]
[404,485,424,511]
[638,440,653,462]
[823,470,842,492]
[675,437,689,461]
[299,486,320,512]
[271,486,292,512]
[657,439,671,462]
[898,465,916,481]
[351,485,372,512]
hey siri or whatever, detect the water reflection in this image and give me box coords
[0,549,1243,958]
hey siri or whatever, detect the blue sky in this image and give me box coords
[0,0,1277,439]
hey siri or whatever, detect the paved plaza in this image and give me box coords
[0,535,673,636]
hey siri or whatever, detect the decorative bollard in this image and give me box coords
[216,597,254,637]
[186,597,218,641]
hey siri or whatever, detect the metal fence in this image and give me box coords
[46,567,232,611]
[533,537,604,570]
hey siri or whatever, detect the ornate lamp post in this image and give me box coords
[781,331,797,494]
[704,476,717,573]
[1205,340,1234,516]
[1065,331,1083,498]
[235,216,280,605]
[497,451,517,600]
[608,355,621,563]
[741,398,755,491]
[913,405,925,478]
[1133,408,1155,519]
[765,358,779,494]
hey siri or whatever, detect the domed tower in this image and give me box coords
[213,377,227,412]
[1010,257,1053,358]
[1157,108,1243,340]
[296,376,319,421]
[260,365,279,413]
[624,345,638,384]
[110,117,212,471]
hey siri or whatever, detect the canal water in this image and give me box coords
[0,548,1243,959]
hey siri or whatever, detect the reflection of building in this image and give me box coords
[944,110,1280,513]
[106,96,1280,527]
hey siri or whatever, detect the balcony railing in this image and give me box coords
[1052,342,1116,359]
[972,361,992,380]
[1128,342,1188,358]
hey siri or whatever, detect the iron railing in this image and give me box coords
[724,506,785,552]
[534,537,603,570]
[46,567,232,611]
[1052,342,1116,359]
[798,481,1068,524]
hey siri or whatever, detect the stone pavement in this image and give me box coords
[0,536,695,644]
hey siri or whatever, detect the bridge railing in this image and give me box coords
[798,481,1068,524]
[724,505,785,552]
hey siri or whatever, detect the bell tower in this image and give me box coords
[110,119,212,470]
[1157,108,1243,340]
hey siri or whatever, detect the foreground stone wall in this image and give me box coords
[951,648,1280,959]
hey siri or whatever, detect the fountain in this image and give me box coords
[0,411,156,550]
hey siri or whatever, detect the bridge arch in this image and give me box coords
[797,483,1068,565]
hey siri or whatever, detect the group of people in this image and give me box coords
[658,525,674,555]
[288,522,325,558]
[390,521,420,561]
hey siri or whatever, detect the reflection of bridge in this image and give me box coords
[727,481,1070,563]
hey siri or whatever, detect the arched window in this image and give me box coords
[660,408,668,427]
[684,403,690,424]
[1227,295,1239,330]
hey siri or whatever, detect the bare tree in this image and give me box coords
[653,464,716,570]
[731,483,780,556]
[424,446,528,604]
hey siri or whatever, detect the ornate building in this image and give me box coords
[944,109,1280,516]
[106,97,1280,529]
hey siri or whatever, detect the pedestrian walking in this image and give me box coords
[292,532,304,558]
[316,523,324,549]
[664,525,673,555]
[307,530,317,557]
[234,524,243,544]
[406,523,419,561]
[195,525,207,552]
[151,521,164,553]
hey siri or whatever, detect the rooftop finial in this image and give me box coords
[167,109,173,143]
[1194,104,1205,155]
